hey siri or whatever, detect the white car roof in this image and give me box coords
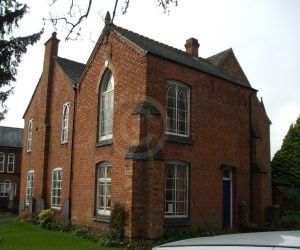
[154,231,300,249]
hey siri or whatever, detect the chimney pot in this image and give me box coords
[185,38,200,57]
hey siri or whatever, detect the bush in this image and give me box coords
[275,214,300,229]
[38,209,54,228]
[283,187,300,212]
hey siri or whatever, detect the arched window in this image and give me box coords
[166,82,190,136]
[96,162,111,216]
[7,153,15,173]
[99,70,114,141]
[27,120,33,152]
[0,152,4,172]
[26,170,34,205]
[165,162,188,218]
[61,103,70,143]
[51,168,62,209]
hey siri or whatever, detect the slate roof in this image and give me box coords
[113,25,252,89]
[0,126,23,148]
[207,48,233,66]
[55,57,85,85]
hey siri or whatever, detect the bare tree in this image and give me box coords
[46,0,178,40]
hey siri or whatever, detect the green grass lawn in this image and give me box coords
[0,221,123,250]
[0,212,16,218]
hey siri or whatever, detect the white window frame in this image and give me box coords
[96,162,111,216]
[51,168,62,209]
[99,71,114,141]
[165,162,189,218]
[0,152,4,172]
[27,120,33,152]
[0,180,16,198]
[26,170,34,205]
[7,153,15,173]
[61,102,70,143]
[166,81,190,137]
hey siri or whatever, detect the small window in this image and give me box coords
[0,180,11,197]
[166,82,190,136]
[165,162,189,218]
[99,70,114,141]
[26,170,34,205]
[61,103,70,143]
[96,162,111,216]
[7,153,15,173]
[51,168,62,209]
[27,120,33,152]
[0,152,4,172]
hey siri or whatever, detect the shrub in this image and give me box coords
[38,209,54,228]
[275,214,300,229]
[109,202,125,242]
[283,187,300,212]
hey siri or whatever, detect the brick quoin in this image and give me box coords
[19,14,272,239]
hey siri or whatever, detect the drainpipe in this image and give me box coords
[69,84,78,222]
[248,92,254,221]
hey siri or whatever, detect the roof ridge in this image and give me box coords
[110,24,252,89]
[113,25,191,58]
[55,56,85,66]
[0,126,23,130]
[207,48,233,60]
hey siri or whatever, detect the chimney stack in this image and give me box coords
[43,32,60,73]
[185,38,199,57]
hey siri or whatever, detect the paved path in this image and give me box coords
[0,217,17,224]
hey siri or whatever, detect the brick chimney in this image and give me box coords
[43,32,60,73]
[185,38,199,57]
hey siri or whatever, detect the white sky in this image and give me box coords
[0,0,299,158]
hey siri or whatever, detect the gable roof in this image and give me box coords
[207,48,233,66]
[0,126,23,148]
[207,48,250,86]
[55,57,85,86]
[112,25,253,89]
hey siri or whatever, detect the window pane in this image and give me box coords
[99,72,114,140]
[0,153,4,172]
[51,169,62,208]
[166,83,189,135]
[165,163,188,217]
[96,163,112,215]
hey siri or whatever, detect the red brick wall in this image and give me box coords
[140,54,255,238]
[71,32,147,237]
[251,96,272,223]
[20,75,49,216]
[19,30,272,239]
[0,147,22,197]
[45,63,74,217]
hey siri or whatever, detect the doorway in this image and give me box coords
[222,168,233,228]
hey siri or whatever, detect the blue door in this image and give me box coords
[222,169,232,228]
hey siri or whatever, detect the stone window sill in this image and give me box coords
[93,215,110,223]
[165,134,192,144]
[164,217,190,228]
[96,138,113,147]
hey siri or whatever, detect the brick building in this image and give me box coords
[0,126,23,212]
[20,13,272,239]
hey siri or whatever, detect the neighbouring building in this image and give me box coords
[0,126,23,213]
[19,12,272,239]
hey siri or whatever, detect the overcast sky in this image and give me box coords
[0,0,299,158]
